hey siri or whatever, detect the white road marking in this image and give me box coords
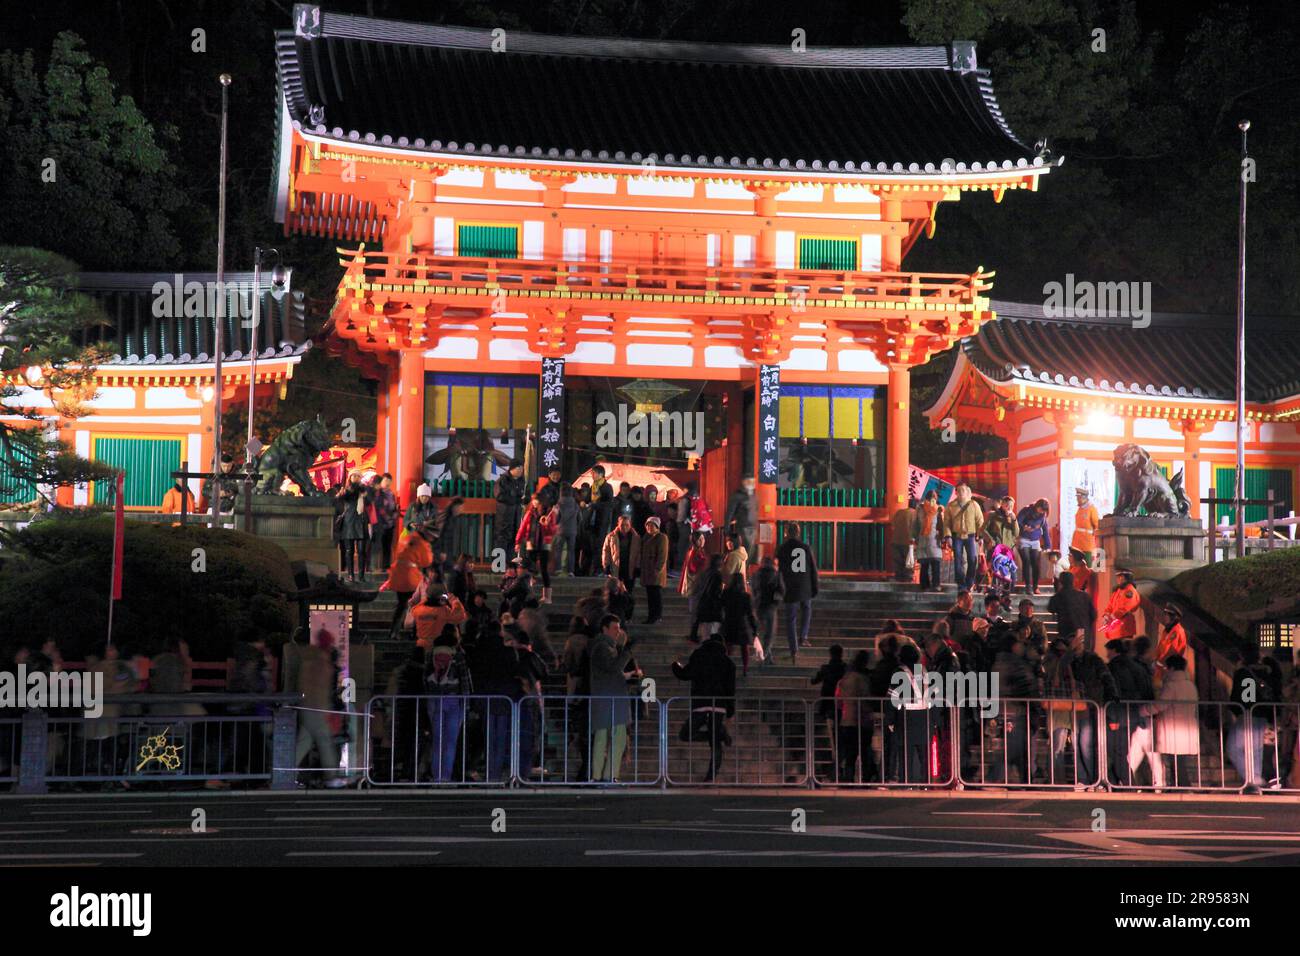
[286,850,444,857]
[0,858,141,863]
[931,811,1043,817]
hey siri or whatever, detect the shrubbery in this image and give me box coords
[1171,547,1300,639]
[0,515,296,662]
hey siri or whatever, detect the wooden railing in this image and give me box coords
[339,248,993,311]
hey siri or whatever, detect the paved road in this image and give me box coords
[1,790,1297,866]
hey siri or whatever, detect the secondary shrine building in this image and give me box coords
[271,6,1058,566]
[926,301,1300,547]
[0,272,309,511]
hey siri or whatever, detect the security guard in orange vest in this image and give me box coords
[1101,568,1140,640]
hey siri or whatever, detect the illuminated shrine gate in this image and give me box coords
[270,5,1057,564]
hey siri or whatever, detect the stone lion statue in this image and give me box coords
[1113,443,1191,517]
[254,415,332,495]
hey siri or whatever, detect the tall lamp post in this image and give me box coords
[1234,119,1250,558]
[211,73,232,529]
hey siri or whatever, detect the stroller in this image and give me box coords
[988,544,1018,603]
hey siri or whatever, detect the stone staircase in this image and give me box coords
[354,573,1065,786]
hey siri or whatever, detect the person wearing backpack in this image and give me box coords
[425,629,473,783]
[942,484,985,591]
[509,622,550,779]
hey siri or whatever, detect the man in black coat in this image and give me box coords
[494,460,528,554]
[1105,638,1154,787]
[725,476,758,557]
[1047,571,1098,651]
[777,522,820,663]
[672,635,736,782]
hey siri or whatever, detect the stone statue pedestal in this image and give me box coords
[1097,514,1205,582]
[234,491,337,566]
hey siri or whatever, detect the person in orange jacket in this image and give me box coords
[386,529,433,638]
[410,591,468,648]
[1154,603,1193,685]
[160,477,197,523]
[1101,568,1141,640]
[1071,486,1101,556]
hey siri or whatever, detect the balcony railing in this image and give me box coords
[339,248,992,313]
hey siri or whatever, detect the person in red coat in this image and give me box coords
[515,494,559,604]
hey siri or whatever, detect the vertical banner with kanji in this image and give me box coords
[539,357,565,476]
[758,364,780,484]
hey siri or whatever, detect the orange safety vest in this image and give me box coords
[1104,583,1140,638]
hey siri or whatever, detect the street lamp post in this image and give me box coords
[1234,119,1250,558]
[211,73,232,529]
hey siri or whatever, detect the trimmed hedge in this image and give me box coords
[0,515,296,662]
[1170,547,1300,639]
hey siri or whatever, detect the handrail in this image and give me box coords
[338,248,993,307]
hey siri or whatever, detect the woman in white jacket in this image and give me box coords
[1141,654,1199,789]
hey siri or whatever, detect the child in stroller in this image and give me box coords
[988,543,1018,603]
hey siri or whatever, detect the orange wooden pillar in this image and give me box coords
[375,368,389,470]
[886,364,910,510]
[395,349,425,504]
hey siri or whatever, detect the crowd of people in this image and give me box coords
[807,583,1300,791]
[359,464,825,783]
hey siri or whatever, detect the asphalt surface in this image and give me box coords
[0,789,1297,866]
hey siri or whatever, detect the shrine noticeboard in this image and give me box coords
[758,365,780,484]
[539,358,565,475]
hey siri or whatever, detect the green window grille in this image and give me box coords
[0,441,37,505]
[798,237,857,271]
[774,520,886,572]
[777,487,883,508]
[93,437,183,508]
[457,224,519,259]
[1213,467,1292,525]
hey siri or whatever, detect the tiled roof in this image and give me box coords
[274,4,1055,177]
[964,300,1300,403]
[77,272,310,367]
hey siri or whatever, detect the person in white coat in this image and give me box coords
[1141,654,1199,789]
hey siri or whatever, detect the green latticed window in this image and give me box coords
[93,437,183,508]
[0,441,37,504]
[1213,467,1293,524]
[457,224,519,259]
[798,237,857,271]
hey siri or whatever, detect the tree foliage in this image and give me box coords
[0,516,297,661]
[0,33,186,270]
[0,246,118,505]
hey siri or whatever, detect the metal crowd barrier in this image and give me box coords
[366,694,515,786]
[11,693,302,793]
[525,694,662,786]
[1103,700,1245,792]
[960,698,1102,790]
[0,718,19,784]
[664,696,810,787]
[814,697,956,788]
[274,704,371,783]
[7,693,1299,795]
[1251,702,1300,792]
